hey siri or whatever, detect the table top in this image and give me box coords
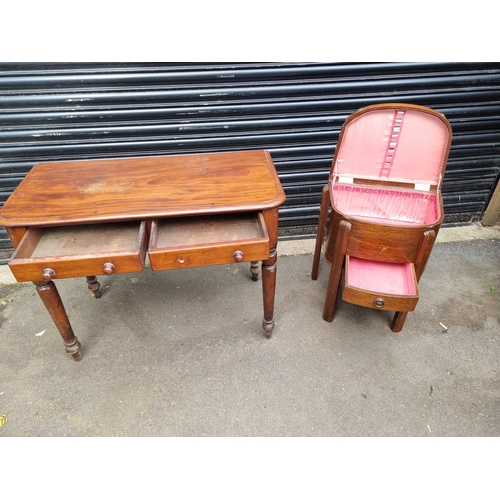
[0,150,286,227]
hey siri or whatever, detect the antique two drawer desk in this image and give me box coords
[0,150,286,361]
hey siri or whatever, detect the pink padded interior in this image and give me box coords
[331,107,448,225]
[346,257,416,295]
[334,108,449,185]
[332,184,439,225]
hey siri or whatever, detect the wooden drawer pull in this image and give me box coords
[42,268,56,280]
[102,262,115,275]
[373,297,385,308]
[233,250,244,262]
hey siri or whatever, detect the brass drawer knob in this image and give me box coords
[373,297,385,308]
[102,262,115,275]
[42,268,56,280]
[233,250,244,262]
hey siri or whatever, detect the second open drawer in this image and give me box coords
[148,212,270,271]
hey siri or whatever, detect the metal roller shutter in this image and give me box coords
[1,62,500,262]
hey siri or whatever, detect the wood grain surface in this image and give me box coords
[0,150,285,227]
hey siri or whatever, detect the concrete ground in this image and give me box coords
[0,223,499,437]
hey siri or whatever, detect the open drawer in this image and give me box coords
[8,221,148,282]
[342,256,419,312]
[148,212,270,271]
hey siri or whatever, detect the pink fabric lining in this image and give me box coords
[346,257,417,295]
[333,183,439,225]
[334,109,449,185]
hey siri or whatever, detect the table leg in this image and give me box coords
[261,250,277,338]
[86,275,102,298]
[33,280,82,361]
[261,209,279,338]
[250,261,261,282]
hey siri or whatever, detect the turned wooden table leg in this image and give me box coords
[250,261,261,282]
[87,276,102,299]
[261,208,279,338]
[33,280,82,361]
[86,275,102,298]
[261,250,277,338]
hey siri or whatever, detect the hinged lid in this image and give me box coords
[332,104,452,188]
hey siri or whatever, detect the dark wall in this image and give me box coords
[1,62,500,261]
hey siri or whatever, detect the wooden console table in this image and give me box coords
[0,150,286,361]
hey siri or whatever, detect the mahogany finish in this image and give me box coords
[34,280,82,361]
[0,151,283,226]
[86,276,102,298]
[148,213,269,270]
[9,221,148,282]
[1,150,286,360]
[312,104,452,332]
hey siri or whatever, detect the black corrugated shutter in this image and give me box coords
[1,62,500,262]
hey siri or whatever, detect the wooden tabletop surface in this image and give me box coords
[0,150,286,227]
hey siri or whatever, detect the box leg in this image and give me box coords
[312,185,330,281]
[323,220,351,322]
[391,311,408,332]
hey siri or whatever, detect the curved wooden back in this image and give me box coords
[330,103,452,188]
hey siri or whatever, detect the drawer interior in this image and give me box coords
[345,257,417,296]
[28,222,144,258]
[9,221,148,282]
[16,222,145,260]
[152,212,268,249]
[148,212,269,270]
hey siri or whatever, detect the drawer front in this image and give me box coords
[149,240,270,270]
[148,213,270,271]
[8,221,148,282]
[342,284,419,311]
[342,257,419,312]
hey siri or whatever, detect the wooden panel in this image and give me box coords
[148,212,270,270]
[324,207,442,265]
[5,226,27,248]
[8,221,147,282]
